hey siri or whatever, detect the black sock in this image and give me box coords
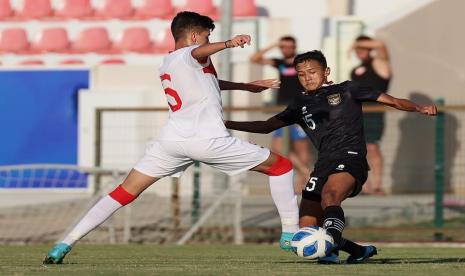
[339,237,364,257]
[323,205,345,247]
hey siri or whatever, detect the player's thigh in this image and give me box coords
[292,140,310,161]
[367,143,381,156]
[190,136,270,176]
[271,128,284,153]
[271,137,283,154]
[121,169,159,196]
[133,140,193,185]
[299,198,324,227]
[321,172,356,207]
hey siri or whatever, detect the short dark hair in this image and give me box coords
[355,35,372,42]
[171,11,215,41]
[293,50,327,68]
[280,36,296,44]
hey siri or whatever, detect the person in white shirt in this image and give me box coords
[44,11,300,264]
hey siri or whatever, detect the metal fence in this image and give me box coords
[1,103,465,244]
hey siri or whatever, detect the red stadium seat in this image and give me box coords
[153,28,174,53]
[55,0,94,19]
[233,0,257,17]
[0,0,13,19]
[0,28,29,53]
[16,0,52,19]
[177,0,219,20]
[59,59,85,65]
[95,0,133,19]
[135,0,174,19]
[32,28,70,52]
[19,59,45,65]
[72,27,112,53]
[100,58,126,64]
[115,27,152,52]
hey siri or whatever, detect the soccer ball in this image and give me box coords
[290,226,334,259]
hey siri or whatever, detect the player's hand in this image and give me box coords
[226,35,251,48]
[245,79,280,93]
[418,105,438,116]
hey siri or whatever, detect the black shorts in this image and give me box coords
[364,112,385,144]
[302,155,369,201]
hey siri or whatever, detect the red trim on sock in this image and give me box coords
[109,185,137,206]
[265,155,293,176]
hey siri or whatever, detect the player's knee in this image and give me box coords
[367,143,378,152]
[320,189,343,209]
[299,216,319,227]
[264,154,293,176]
[109,185,137,206]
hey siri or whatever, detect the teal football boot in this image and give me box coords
[43,243,72,264]
[279,232,294,251]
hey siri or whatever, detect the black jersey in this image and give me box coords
[275,81,382,160]
[350,59,390,92]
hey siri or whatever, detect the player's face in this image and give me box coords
[192,29,211,45]
[355,47,371,61]
[279,40,296,58]
[296,60,330,92]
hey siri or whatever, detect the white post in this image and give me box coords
[232,176,244,245]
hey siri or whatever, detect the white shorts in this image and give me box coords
[134,136,271,178]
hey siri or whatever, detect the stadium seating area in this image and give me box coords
[0,0,257,20]
[0,0,259,65]
[0,26,174,54]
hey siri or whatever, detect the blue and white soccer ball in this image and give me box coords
[290,226,334,259]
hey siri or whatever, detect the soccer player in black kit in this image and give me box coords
[225,50,437,264]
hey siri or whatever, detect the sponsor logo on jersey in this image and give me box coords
[302,106,307,114]
[327,93,342,106]
[336,164,345,170]
[355,66,367,76]
[279,65,297,76]
[324,220,333,228]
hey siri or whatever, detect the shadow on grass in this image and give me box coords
[370,258,465,264]
[276,258,465,265]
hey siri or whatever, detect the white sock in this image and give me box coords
[62,195,123,246]
[269,169,299,233]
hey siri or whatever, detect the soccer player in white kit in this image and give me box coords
[44,11,299,264]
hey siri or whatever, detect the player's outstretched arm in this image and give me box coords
[376,93,437,116]
[191,34,251,60]
[225,117,287,133]
[218,79,280,93]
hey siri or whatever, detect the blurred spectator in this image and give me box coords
[250,36,311,192]
[349,35,392,195]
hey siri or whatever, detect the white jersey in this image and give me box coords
[157,45,229,141]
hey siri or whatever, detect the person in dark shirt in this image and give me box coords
[350,35,391,195]
[226,50,437,264]
[250,36,311,193]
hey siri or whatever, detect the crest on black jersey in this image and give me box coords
[327,93,342,106]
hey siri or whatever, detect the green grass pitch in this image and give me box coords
[1,245,465,275]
